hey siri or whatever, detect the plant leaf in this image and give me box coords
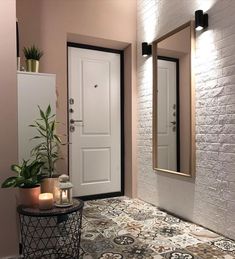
[54,135,62,143]
[38,106,46,120]
[30,162,44,177]
[46,105,51,117]
[15,176,26,187]
[50,120,55,132]
[11,164,21,174]
[31,136,42,139]
[22,179,35,188]
[1,177,17,188]
[35,121,46,131]
[36,129,47,137]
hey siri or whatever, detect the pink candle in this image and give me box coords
[39,193,54,210]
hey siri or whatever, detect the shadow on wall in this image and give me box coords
[156,172,196,221]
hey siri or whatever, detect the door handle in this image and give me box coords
[170,121,176,126]
[70,119,83,124]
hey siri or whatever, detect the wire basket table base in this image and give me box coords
[18,199,83,259]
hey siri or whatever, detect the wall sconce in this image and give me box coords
[195,10,208,31]
[142,42,152,56]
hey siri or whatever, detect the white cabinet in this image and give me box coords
[17,72,56,163]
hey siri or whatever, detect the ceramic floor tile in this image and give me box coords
[212,238,235,253]
[161,249,201,259]
[186,242,229,258]
[80,197,233,259]
[169,233,203,248]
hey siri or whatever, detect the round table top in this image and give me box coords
[17,198,84,217]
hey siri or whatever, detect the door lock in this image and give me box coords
[70,125,75,132]
[69,98,74,105]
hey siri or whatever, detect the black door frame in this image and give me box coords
[67,42,124,201]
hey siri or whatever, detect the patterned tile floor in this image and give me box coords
[80,197,235,259]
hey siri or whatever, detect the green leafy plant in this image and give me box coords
[30,105,62,178]
[23,45,43,60]
[1,160,44,188]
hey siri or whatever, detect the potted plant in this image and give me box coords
[23,45,43,73]
[1,160,44,206]
[30,105,63,196]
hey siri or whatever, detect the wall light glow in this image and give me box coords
[140,57,153,93]
[194,29,218,84]
[141,1,159,43]
[196,30,216,63]
[196,0,217,12]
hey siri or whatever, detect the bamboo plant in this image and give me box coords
[30,105,62,178]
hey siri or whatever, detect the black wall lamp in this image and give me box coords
[142,42,152,56]
[195,10,208,31]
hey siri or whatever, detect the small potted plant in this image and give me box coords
[23,45,43,73]
[1,160,44,206]
[30,105,63,196]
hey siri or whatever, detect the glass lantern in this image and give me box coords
[55,174,73,207]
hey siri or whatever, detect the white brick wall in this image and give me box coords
[137,0,235,239]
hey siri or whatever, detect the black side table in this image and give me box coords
[17,199,84,259]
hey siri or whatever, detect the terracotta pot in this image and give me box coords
[41,177,59,200]
[25,59,39,72]
[18,185,41,207]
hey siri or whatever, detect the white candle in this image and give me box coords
[62,190,68,203]
[39,193,54,210]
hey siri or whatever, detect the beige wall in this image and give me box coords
[17,0,137,196]
[0,0,19,257]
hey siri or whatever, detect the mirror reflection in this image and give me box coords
[153,21,195,177]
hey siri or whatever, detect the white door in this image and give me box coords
[68,46,121,197]
[157,59,177,171]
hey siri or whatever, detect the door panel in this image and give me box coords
[157,59,177,171]
[68,46,121,197]
[82,148,110,183]
[83,59,110,134]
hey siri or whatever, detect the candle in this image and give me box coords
[39,193,54,210]
[62,190,68,203]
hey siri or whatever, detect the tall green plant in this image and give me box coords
[30,105,62,178]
